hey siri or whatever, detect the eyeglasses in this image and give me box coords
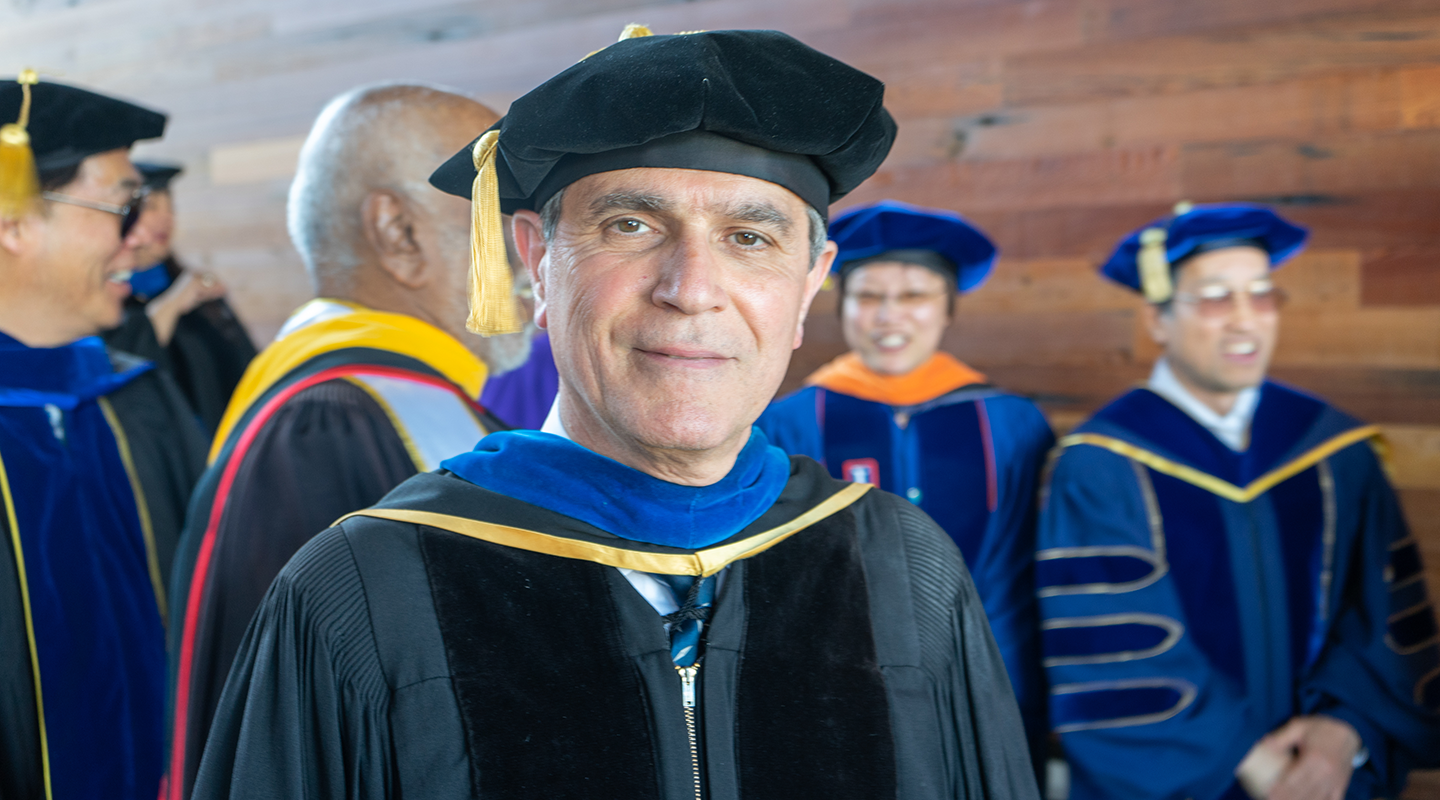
[41,187,149,239]
[1171,281,1287,317]
[846,290,948,310]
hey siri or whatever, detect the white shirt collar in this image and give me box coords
[275,298,357,340]
[540,398,568,439]
[1146,358,1260,452]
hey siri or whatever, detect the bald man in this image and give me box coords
[165,82,532,800]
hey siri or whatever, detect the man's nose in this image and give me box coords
[652,233,728,314]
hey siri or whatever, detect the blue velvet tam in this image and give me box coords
[1100,203,1308,298]
[829,200,998,293]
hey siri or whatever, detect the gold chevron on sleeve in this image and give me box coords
[335,482,871,577]
[1059,425,1381,503]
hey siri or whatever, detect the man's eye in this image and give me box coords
[732,231,763,247]
[613,219,648,233]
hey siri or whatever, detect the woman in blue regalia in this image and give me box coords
[756,199,1055,769]
[1037,203,1440,800]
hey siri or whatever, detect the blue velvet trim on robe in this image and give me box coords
[1044,621,1174,662]
[1147,470,1247,690]
[0,333,164,799]
[1088,382,1329,487]
[1036,554,1159,593]
[440,428,790,549]
[0,332,150,409]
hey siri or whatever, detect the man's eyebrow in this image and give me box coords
[118,176,142,192]
[724,201,793,236]
[587,191,671,218]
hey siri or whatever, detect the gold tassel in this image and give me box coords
[583,23,654,60]
[465,130,522,336]
[1137,227,1173,304]
[0,69,41,218]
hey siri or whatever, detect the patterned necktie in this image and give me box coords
[655,574,715,667]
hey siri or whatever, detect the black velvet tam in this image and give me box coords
[1,79,166,171]
[429,29,896,215]
[135,161,183,190]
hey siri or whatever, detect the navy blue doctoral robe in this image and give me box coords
[0,333,206,800]
[1038,382,1440,800]
[757,384,1054,763]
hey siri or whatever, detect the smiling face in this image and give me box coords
[515,167,834,484]
[841,261,953,376]
[1145,245,1279,413]
[131,188,175,268]
[0,149,152,345]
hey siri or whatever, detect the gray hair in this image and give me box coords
[287,81,470,294]
[537,187,829,267]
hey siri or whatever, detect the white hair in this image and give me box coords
[287,81,471,294]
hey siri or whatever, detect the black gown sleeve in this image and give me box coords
[894,499,1042,800]
[0,511,43,800]
[103,303,172,371]
[168,380,416,800]
[168,299,257,436]
[106,367,209,591]
[190,526,393,800]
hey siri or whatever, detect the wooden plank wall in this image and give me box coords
[2,0,1436,792]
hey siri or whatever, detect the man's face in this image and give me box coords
[26,149,150,339]
[841,261,952,376]
[131,188,175,267]
[1147,246,1279,400]
[528,167,832,463]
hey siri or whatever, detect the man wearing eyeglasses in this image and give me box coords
[1036,203,1440,800]
[0,74,207,800]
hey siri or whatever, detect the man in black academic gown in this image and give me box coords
[0,74,207,800]
[194,28,1038,800]
[166,82,531,800]
[103,162,258,436]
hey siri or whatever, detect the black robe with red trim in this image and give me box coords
[166,347,506,800]
[190,457,1038,800]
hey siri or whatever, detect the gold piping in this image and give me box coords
[1042,612,1184,667]
[98,398,166,619]
[1416,664,1440,709]
[337,482,871,577]
[1058,425,1381,504]
[1051,677,1198,733]
[0,450,52,799]
[1317,459,1336,624]
[1036,545,1167,598]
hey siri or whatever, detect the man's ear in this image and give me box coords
[793,239,837,350]
[1142,302,1170,347]
[512,209,549,329]
[362,190,426,288]
[0,214,29,257]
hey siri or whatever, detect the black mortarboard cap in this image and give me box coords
[0,77,166,172]
[428,25,897,336]
[135,161,184,191]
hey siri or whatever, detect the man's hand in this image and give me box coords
[1235,715,1361,800]
[145,271,227,345]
